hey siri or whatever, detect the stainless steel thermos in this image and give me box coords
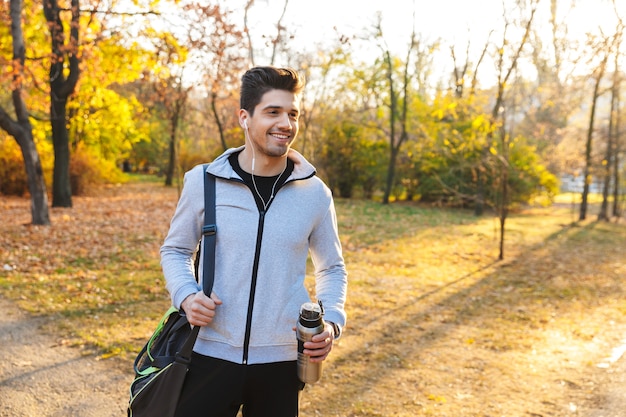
[296,301,325,383]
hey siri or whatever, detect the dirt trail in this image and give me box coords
[0,297,129,417]
[584,352,626,417]
[2,293,626,416]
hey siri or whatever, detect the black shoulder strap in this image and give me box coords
[176,165,216,360]
[201,166,216,297]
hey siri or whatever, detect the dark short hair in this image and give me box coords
[240,66,305,114]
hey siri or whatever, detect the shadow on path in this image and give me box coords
[0,297,129,417]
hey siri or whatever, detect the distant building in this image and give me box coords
[559,174,604,194]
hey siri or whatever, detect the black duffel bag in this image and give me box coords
[127,168,216,417]
[128,307,199,417]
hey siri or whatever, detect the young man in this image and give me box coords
[160,66,348,417]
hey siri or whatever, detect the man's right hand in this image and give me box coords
[181,291,222,326]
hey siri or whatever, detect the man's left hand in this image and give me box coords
[302,322,335,362]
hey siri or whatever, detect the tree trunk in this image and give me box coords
[599,39,621,221]
[164,95,184,187]
[579,141,592,221]
[378,16,415,205]
[611,46,622,219]
[164,117,178,187]
[580,57,607,221]
[0,106,51,226]
[474,162,486,216]
[598,78,617,221]
[382,145,398,204]
[210,91,228,152]
[499,208,506,261]
[612,117,622,218]
[51,95,72,207]
[18,128,50,225]
[498,128,510,260]
[381,47,397,205]
[44,0,81,208]
[243,0,255,66]
[0,0,50,225]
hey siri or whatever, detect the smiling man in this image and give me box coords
[160,66,348,417]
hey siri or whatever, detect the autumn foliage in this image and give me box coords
[0,139,29,196]
[0,137,126,196]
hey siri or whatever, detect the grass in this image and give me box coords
[1,181,625,416]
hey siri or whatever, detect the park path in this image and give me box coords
[583,342,626,417]
[0,297,129,417]
[2,294,626,416]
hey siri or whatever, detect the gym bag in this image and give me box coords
[127,168,216,417]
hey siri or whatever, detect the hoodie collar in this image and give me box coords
[206,146,316,182]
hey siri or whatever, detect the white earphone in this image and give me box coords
[243,119,255,170]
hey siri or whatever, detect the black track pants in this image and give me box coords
[174,353,302,417]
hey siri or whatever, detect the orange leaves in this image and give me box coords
[1,182,177,276]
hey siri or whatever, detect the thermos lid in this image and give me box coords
[300,302,322,320]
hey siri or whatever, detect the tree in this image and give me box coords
[372,12,418,204]
[319,118,387,198]
[44,0,80,208]
[446,0,538,259]
[0,0,50,225]
[419,94,492,206]
[145,31,191,187]
[450,32,491,99]
[184,3,245,152]
[139,3,246,186]
[520,0,585,178]
[610,0,624,219]
[242,0,291,66]
[493,2,537,259]
[474,1,536,215]
[580,34,612,221]
[67,36,150,167]
[294,39,353,160]
[243,0,255,66]
[611,79,623,219]
[598,28,622,221]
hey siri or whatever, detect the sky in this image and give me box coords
[244,0,503,57]
[138,0,623,89]
[241,0,623,69]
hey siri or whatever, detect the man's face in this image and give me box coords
[247,89,300,158]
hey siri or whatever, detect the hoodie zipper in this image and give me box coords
[241,208,265,364]
[226,165,313,364]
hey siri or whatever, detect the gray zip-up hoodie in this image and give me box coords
[160,146,347,365]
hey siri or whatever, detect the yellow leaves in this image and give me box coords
[427,393,447,403]
[471,114,487,130]
[430,101,459,121]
